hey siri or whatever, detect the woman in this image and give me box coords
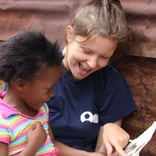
[48,0,136,155]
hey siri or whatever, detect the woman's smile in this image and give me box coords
[78,63,91,76]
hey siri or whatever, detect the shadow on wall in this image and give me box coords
[112,56,156,156]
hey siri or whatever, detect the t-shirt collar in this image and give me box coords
[0,91,19,119]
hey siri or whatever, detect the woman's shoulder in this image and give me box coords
[95,65,124,81]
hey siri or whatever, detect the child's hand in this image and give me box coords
[27,121,47,151]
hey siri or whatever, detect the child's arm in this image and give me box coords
[0,142,8,156]
[48,123,55,143]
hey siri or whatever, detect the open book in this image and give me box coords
[124,121,156,156]
[98,121,156,156]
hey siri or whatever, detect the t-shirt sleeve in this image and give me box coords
[95,66,137,126]
[0,115,11,144]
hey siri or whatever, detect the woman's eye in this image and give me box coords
[101,56,109,59]
[83,50,93,55]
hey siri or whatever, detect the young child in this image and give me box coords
[0,30,62,156]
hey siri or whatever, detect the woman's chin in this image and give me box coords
[73,71,88,80]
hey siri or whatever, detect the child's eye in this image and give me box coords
[46,86,54,92]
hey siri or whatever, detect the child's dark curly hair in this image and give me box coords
[0,30,62,82]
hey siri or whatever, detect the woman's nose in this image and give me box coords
[87,56,98,69]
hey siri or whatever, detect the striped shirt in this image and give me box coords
[0,91,59,156]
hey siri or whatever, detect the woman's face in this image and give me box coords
[63,26,117,80]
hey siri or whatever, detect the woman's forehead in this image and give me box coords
[74,35,97,44]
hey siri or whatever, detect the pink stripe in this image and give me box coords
[0,125,9,129]
[42,121,47,126]
[18,107,47,119]
[11,113,47,130]
[51,147,60,156]
[9,144,25,152]
[11,118,28,130]
[38,148,59,156]
[0,138,10,144]
[43,139,51,146]
[15,122,47,140]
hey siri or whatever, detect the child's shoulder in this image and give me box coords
[40,103,49,115]
[0,112,9,128]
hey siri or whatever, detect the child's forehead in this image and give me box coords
[33,65,62,81]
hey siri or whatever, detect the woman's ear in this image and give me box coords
[15,79,26,91]
[66,26,74,43]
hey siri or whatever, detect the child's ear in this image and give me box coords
[15,79,26,91]
[66,26,74,43]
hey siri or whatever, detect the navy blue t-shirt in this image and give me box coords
[47,64,136,152]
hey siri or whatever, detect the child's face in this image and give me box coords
[21,66,62,110]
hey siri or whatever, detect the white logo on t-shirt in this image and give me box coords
[80,111,99,123]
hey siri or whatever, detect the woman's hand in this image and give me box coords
[27,121,47,152]
[103,122,129,156]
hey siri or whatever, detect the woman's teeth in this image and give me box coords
[82,65,89,70]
